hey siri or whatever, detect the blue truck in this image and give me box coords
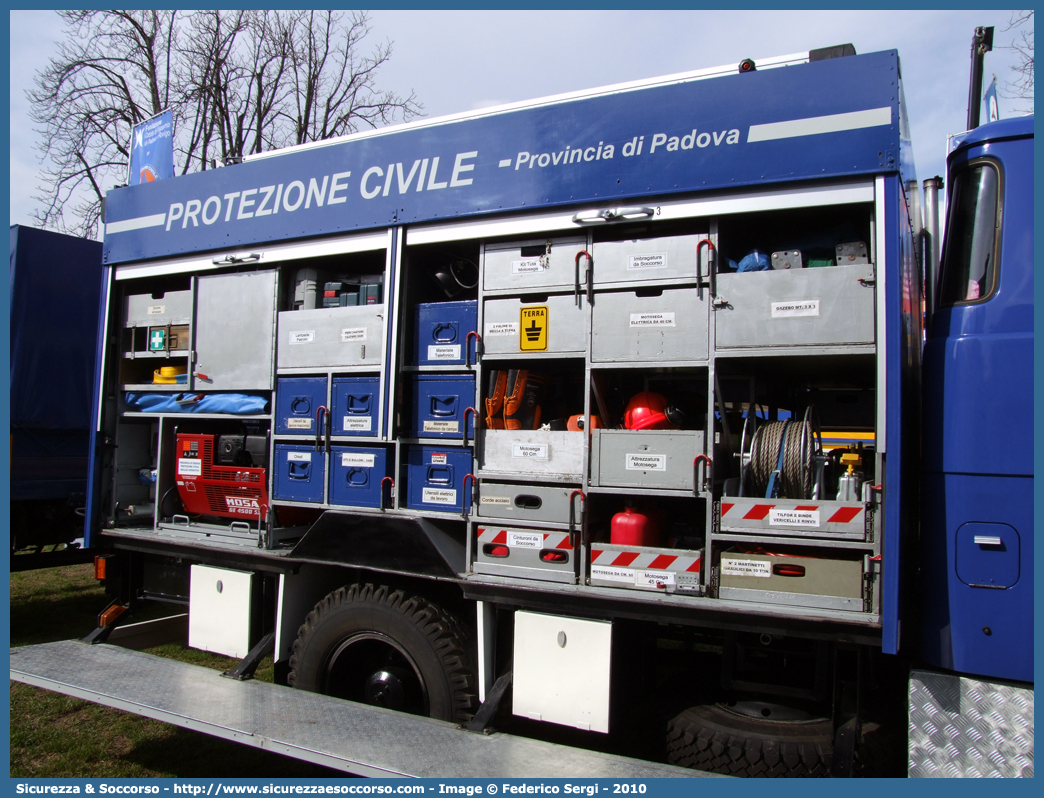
[9,225,103,558]
[10,41,1032,777]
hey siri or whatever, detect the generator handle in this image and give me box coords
[465,331,482,368]
[575,251,592,307]
[462,407,478,447]
[380,477,395,510]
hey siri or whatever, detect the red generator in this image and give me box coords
[175,433,268,521]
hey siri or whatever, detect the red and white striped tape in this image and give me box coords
[476,527,572,549]
[590,548,701,572]
[720,502,863,525]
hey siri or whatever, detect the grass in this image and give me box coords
[10,562,343,778]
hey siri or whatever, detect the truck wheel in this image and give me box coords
[288,583,476,723]
[667,703,833,777]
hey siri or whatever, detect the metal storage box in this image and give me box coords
[482,236,588,292]
[474,525,575,583]
[590,429,704,491]
[414,300,477,366]
[404,446,473,513]
[590,234,701,285]
[476,482,578,525]
[275,377,326,435]
[717,497,868,541]
[276,305,384,370]
[272,443,325,503]
[589,543,702,594]
[480,430,584,480]
[718,550,864,611]
[591,287,708,362]
[482,294,586,356]
[714,264,876,349]
[331,376,379,437]
[407,374,475,439]
[329,445,390,509]
[124,288,193,327]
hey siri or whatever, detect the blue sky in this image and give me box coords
[10,9,1029,232]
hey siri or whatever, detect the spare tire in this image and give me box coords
[289,583,476,723]
[667,703,834,777]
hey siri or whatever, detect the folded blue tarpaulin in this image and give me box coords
[124,392,269,415]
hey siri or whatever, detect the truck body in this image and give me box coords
[64,45,1030,776]
[9,225,104,552]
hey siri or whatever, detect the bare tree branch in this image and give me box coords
[1001,10,1033,111]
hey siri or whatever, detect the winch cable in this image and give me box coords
[747,417,816,499]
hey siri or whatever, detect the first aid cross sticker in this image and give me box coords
[149,330,166,350]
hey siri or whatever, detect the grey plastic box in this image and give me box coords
[481,294,586,356]
[124,289,193,327]
[590,429,704,491]
[590,234,701,285]
[591,287,708,362]
[714,264,875,349]
[277,305,385,370]
[482,236,588,293]
[718,550,864,611]
[480,430,585,481]
[476,481,579,524]
[717,497,868,541]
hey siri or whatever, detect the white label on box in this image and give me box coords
[422,487,456,505]
[771,300,820,318]
[512,258,546,274]
[721,558,772,578]
[430,453,448,465]
[480,496,512,506]
[626,453,667,471]
[424,420,459,433]
[428,344,461,361]
[507,531,543,549]
[286,417,313,430]
[177,458,201,476]
[341,327,367,342]
[769,508,821,527]
[484,322,519,337]
[341,452,375,468]
[289,330,315,344]
[635,569,675,588]
[591,565,635,584]
[629,312,676,327]
[343,416,372,432]
[287,451,312,462]
[628,252,668,270]
[512,443,548,461]
[147,304,166,315]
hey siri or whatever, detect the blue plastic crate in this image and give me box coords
[404,446,473,513]
[408,374,475,440]
[331,376,379,437]
[273,443,325,503]
[414,300,478,366]
[329,445,390,509]
[275,377,327,436]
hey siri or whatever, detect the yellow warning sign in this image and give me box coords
[519,305,548,351]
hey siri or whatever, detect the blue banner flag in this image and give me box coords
[983,75,1000,123]
[128,110,174,185]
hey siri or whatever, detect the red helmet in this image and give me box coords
[624,391,677,430]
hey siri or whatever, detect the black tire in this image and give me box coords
[667,704,834,777]
[288,583,476,723]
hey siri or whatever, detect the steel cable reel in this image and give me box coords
[746,411,820,499]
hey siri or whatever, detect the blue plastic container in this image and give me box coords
[414,300,478,366]
[331,376,379,437]
[404,446,473,513]
[408,374,475,439]
[273,443,325,503]
[275,377,326,436]
[329,445,390,509]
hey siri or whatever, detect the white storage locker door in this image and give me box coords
[512,611,612,733]
[188,565,253,659]
[194,269,277,390]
